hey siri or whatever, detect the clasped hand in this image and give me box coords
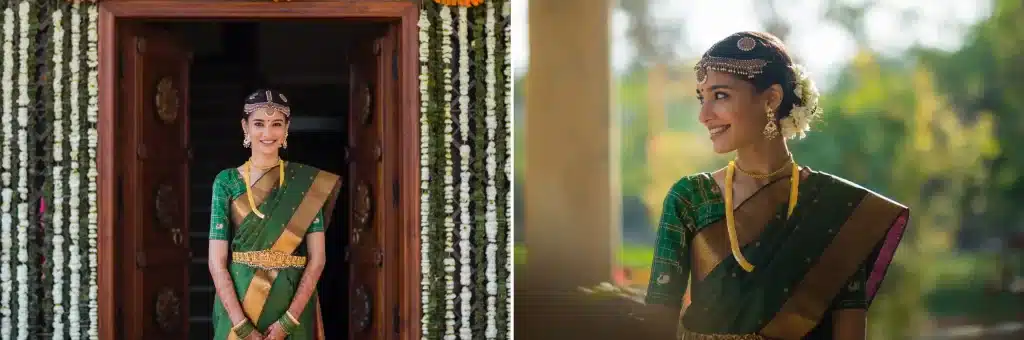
[243,321,287,340]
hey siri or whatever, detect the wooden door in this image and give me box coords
[119,23,192,340]
[347,30,389,340]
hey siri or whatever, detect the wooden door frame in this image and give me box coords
[96,1,421,339]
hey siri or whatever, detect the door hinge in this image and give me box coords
[393,305,400,334]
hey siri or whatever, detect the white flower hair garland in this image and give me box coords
[780,64,823,140]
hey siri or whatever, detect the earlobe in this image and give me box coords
[768,84,784,112]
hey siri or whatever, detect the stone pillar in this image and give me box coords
[522,0,617,291]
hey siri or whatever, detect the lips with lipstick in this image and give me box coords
[258,138,280,146]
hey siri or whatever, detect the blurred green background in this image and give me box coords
[514,0,1024,338]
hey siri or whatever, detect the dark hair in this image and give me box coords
[700,31,802,119]
[243,88,291,120]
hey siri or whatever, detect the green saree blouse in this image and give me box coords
[645,169,909,339]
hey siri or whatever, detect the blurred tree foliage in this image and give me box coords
[917,0,1024,241]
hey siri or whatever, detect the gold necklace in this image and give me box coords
[249,157,280,170]
[241,159,286,219]
[734,157,792,179]
[725,159,801,272]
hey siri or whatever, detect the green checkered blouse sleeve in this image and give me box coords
[644,178,696,309]
[307,209,325,233]
[208,170,233,241]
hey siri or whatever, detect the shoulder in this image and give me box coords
[286,162,341,180]
[663,172,717,207]
[213,168,239,184]
[811,170,908,211]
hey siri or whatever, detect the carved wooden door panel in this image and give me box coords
[347,32,388,340]
[120,23,192,340]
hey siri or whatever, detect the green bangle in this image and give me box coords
[232,319,256,339]
[279,312,300,334]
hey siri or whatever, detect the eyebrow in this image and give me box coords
[696,84,732,95]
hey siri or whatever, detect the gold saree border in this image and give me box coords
[230,167,282,226]
[229,170,341,339]
[691,177,791,282]
[759,192,904,340]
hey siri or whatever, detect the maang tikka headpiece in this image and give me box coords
[694,35,770,84]
[243,89,291,118]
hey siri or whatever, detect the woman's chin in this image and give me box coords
[253,144,281,154]
[711,141,736,154]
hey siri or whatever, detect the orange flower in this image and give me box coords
[433,0,484,7]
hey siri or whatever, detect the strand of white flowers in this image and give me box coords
[68,5,90,338]
[0,7,15,339]
[502,2,513,338]
[440,6,457,340]
[456,5,473,340]
[50,9,66,339]
[484,1,498,338]
[417,8,432,340]
[67,5,83,336]
[86,5,101,338]
[15,2,31,338]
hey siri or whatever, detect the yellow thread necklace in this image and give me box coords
[724,159,800,272]
[241,159,285,219]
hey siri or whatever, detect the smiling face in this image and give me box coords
[241,107,288,155]
[696,70,781,154]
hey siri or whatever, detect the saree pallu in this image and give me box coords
[648,171,909,340]
[212,163,341,340]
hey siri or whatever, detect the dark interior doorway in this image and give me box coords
[154,20,363,339]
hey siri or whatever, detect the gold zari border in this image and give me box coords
[759,192,904,339]
[228,170,341,339]
[230,167,281,226]
[691,177,790,282]
[679,327,767,340]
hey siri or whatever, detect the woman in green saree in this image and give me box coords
[643,32,910,339]
[208,89,342,340]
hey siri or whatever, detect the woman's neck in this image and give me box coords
[249,151,280,168]
[734,138,791,178]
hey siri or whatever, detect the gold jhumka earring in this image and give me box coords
[243,132,251,148]
[763,106,779,140]
[282,132,289,149]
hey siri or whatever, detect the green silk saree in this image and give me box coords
[209,162,342,340]
[645,169,909,339]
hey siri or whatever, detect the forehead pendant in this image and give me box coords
[263,90,277,117]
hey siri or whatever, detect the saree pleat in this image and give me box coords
[650,170,910,339]
[211,163,341,340]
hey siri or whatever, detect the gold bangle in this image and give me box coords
[231,319,248,330]
[286,311,301,325]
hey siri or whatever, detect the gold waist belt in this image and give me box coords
[678,328,768,340]
[232,250,306,270]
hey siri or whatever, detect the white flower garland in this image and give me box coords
[0,7,14,339]
[440,6,457,340]
[780,64,823,140]
[502,2,512,337]
[483,1,498,339]
[456,6,473,340]
[86,5,101,338]
[50,9,66,340]
[15,3,31,338]
[417,8,432,340]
